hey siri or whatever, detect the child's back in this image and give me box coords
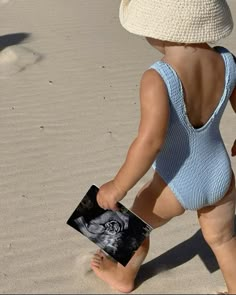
[162,44,227,129]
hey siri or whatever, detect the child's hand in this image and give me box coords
[231,140,236,157]
[97,180,127,211]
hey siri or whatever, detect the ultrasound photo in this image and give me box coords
[67,185,153,266]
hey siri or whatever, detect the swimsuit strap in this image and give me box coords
[149,61,185,123]
[214,46,236,64]
[213,46,236,118]
[150,47,236,132]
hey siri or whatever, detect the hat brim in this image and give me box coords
[119,0,234,43]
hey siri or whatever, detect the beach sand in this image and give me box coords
[0,0,235,293]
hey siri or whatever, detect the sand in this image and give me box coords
[0,0,235,294]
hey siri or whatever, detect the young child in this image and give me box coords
[90,0,236,293]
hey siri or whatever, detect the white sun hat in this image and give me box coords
[119,0,234,43]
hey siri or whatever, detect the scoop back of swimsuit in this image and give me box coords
[150,46,236,210]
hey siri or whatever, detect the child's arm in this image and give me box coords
[114,69,169,192]
[230,87,236,157]
[97,69,169,210]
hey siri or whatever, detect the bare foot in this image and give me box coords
[91,250,134,293]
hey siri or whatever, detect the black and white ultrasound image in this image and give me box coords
[67,185,152,266]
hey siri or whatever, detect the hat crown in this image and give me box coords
[119,0,234,43]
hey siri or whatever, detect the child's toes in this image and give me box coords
[91,251,103,267]
[96,249,105,259]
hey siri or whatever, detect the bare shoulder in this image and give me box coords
[139,68,169,108]
[140,69,167,95]
[140,69,168,106]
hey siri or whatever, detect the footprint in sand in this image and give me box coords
[0,45,42,79]
[74,252,94,276]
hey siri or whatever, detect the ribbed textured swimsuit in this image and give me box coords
[150,46,236,210]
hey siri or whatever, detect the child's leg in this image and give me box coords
[198,178,236,294]
[91,172,185,293]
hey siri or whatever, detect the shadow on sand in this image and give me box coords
[0,32,31,50]
[136,216,236,287]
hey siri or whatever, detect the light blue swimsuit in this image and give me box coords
[150,47,236,210]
